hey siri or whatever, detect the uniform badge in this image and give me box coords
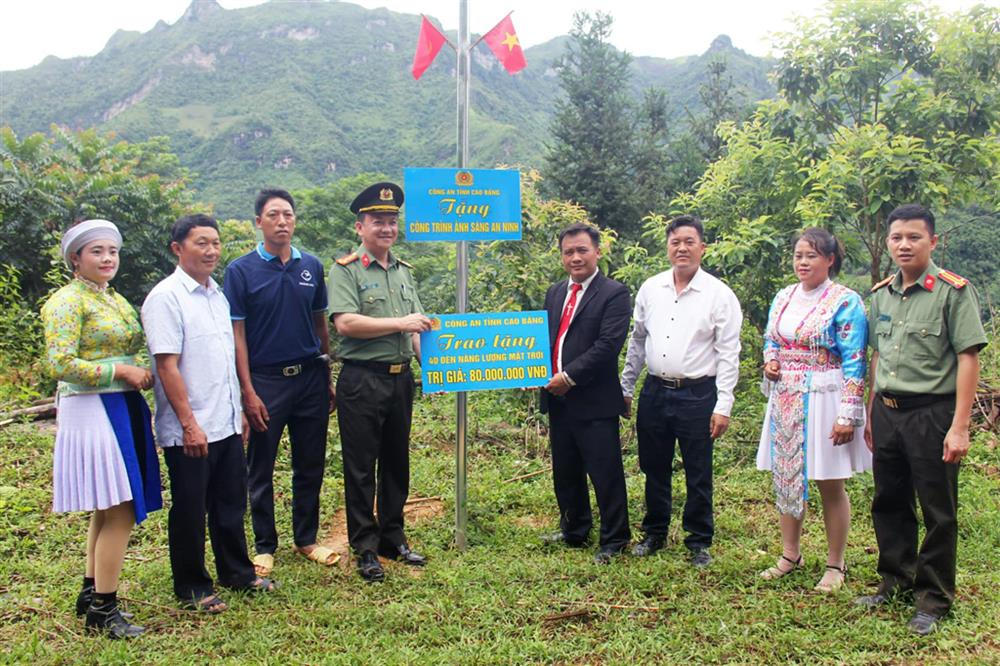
[871,274,895,292]
[300,269,312,282]
[379,188,394,201]
[923,274,936,291]
[361,254,371,268]
[937,269,968,289]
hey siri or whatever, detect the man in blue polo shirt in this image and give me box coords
[223,188,339,575]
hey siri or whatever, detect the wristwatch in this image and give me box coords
[835,416,853,427]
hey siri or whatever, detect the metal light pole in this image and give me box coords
[454,0,470,551]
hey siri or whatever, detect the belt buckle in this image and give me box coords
[282,364,302,377]
[388,363,404,374]
[881,395,898,409]
[662,377,680,389]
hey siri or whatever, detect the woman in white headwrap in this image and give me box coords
[41,219,162,639]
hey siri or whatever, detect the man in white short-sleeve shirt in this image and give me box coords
[142,214,274,612]
[620,215,742,567]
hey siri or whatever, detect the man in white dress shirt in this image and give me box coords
[143,214,274,612]
[620,215,742,566]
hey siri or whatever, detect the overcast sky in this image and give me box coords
[0,0,989,71]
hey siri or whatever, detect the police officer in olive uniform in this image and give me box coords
[856,204,987,635]
[328,182,433,582]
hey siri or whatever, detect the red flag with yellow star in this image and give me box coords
[482,13,526,74]
[412,15,447,80]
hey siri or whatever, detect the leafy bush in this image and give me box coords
[0,265,49,406]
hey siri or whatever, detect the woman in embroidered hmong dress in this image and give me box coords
[756,228,870,593]
[41,219,162,639]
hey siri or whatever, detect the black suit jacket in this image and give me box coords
[539,272,631,420]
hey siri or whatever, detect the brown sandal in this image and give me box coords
[759,554,803,580]
[182,593,227,614]
[814,564,847,593]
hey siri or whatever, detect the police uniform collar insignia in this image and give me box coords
[361,253,371,268]
[382,250,408,268]
[336,252,358,266]
[937,269,968,289]
[871,274,895,293]
[923,274,936,291]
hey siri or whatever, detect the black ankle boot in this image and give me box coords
[76,582,133,619]
[75,578,95,617]
[85,592,144,639]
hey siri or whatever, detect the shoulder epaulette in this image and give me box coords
[870,274,895,293]
[937,269,968,289]
[397,258,414,269]
[335,253,358,266]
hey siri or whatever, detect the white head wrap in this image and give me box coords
[60,219,122,269]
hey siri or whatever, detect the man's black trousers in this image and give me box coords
[547,399,631,550]
[336,362,414,555]
[635,378,717,550]
[247,362,329,554]
[163,434,255,600]
[871,397,960,617]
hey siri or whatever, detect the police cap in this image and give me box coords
[350,182,404,215]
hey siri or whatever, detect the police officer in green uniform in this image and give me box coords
[328,182,433,582]
[856,204,987,635]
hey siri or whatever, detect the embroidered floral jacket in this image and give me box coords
[41,278,144,396]
[762,282,868,424]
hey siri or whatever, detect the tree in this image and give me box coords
[775,0,1000,282]
[0,126,193,305]
[543,12,641,240]
[631,89,675,222]
[936,206,1000,318]
[647,0,1000,329]
[470,170,610,314]
[687,57,745,163]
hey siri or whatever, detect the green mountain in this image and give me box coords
[0,0,775,218]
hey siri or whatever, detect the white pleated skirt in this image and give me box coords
[52,393,134,512]
[756,386,872,480]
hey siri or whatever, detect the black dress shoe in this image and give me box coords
[689,548,713,568]
[378,543,427,566]
[541,532,587,548]
[853,592,892,609]
[593,547,626,565]
[631,535,665,557]
[907,611,940,635]
[85,604,144,639]
[357,551,385,582]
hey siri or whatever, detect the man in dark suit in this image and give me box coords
[540,223,632,564]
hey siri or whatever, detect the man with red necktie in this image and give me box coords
[539,223,632,564]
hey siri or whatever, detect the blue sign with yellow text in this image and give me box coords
[420,311,550,393]
[404,167,521,241]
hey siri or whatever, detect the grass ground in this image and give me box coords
[2,390,999,665]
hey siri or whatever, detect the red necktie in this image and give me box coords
[552,282,582,374]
